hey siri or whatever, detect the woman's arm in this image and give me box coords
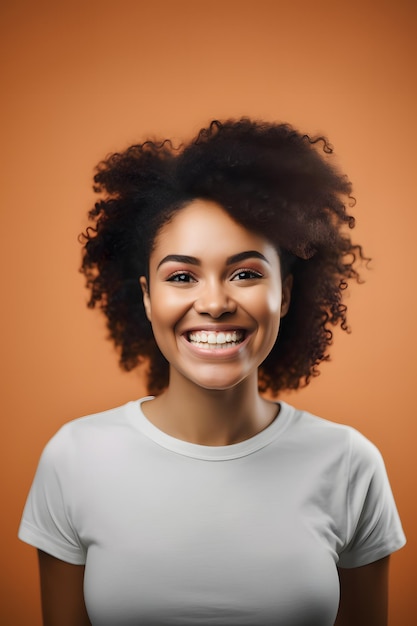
[335,556,390,626]
[38,550,91,626]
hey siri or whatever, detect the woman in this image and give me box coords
[19,119,405,625]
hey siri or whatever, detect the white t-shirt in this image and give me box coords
[19,399,405,625]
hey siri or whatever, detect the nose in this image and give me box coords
[193,280,237,318]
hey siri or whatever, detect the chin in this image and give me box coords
[187,373,250,393]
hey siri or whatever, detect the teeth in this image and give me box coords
[188,330,244,348]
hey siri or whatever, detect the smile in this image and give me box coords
[187,330,245,349]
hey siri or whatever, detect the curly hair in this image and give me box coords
[80,118,365,396]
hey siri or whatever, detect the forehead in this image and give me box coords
[151,199,279,262]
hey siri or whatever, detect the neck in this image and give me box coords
[142,370,278,446]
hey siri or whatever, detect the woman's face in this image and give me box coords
[140,199,291,392]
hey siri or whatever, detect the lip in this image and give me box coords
[179,329,252,360]
[182,324,248,334]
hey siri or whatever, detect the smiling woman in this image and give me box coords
[18,119,405,626]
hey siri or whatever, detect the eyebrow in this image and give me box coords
[156,250,270,270]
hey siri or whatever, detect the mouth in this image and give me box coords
[186,329,246,350]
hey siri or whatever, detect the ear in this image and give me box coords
[139,277,152,322]
[280,274,293,318]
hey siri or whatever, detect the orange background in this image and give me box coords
[1,1,416,623]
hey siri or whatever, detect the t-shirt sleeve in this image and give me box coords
[18,427,86,565]
[337,429,406,569]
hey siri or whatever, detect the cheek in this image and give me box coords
[148,287,190,330]
[252,291,283,346]
[244,287,282,321]
[266,290,283,316]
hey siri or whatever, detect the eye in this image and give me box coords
[166,271,197,283]
[231,269,263,281]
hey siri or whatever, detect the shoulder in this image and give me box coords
[282,402,380,464]
[40,399,145,465]
[282,405,406,566]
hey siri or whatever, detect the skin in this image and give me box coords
[37,199,390,624]
[140,199,292,445]
[38,551,91,626]
[335,556,390,625]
